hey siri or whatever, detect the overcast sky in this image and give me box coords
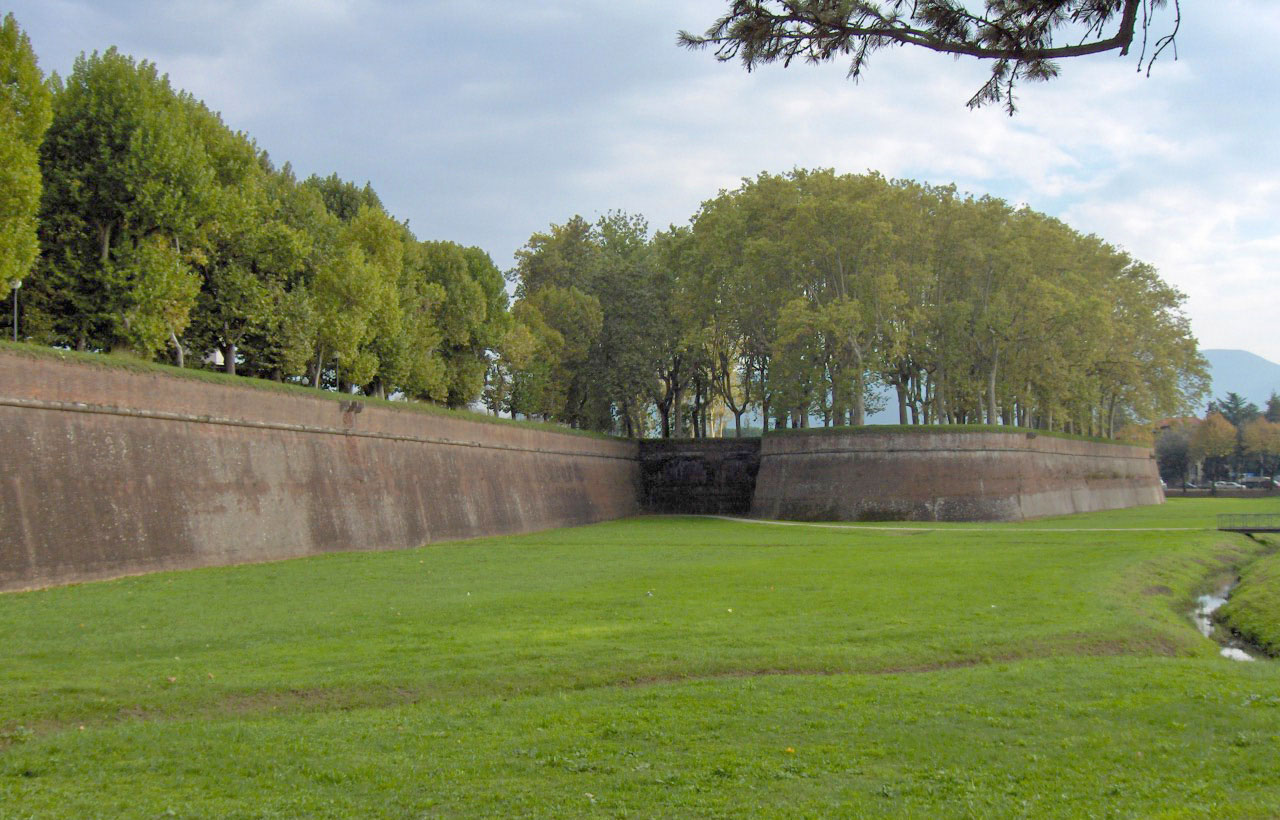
[9,1,1278,361]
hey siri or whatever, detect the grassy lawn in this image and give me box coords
[2,498,1278,818]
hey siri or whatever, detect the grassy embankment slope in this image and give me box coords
[1221,550,1280,656]
[2,498,1278,817]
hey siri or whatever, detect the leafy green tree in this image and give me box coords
[511,215,596,299]
[415,241,507,407]
[0,13,52,301]
[1242,417,1280,479]
[503,301,565,420]
[1155,421,1193,487]
[510,212,660,433]
[1266,393,1280,424]
[769,297,826,427]
[521,285,603,425]
[1192,412,1237,482]
[680,0,1180,113]
[483,320,536,416]
[304,173,382,223]
[584,212,664,435]
[308,202,414,393]
[184,129,313,373]
[234,165,329,382]
[1204,391,1261,476]
[33,47,215,355]
[1207,392,1259,429]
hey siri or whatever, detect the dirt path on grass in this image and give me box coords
[706,515,1206,533]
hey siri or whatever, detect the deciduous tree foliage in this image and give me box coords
[0,13,52,299]
[506,213,659,432]
[13,25,1204,438]
[18,35,500,408]
[1192,412,1236,463]
[680,0,1181,113]
[663,170,1206,437]
[1242,417,1280,478]
[32,48,215,355]
[497,170,1203,438]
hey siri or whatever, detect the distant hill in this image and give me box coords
[1202,349,1280,412]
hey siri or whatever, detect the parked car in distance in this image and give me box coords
[1213,480,1246,489]
[1239,476,1280,489]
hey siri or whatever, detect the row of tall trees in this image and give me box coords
[494,170,1206,438]
[1157,394,1280,485]
[2,30,507,405]
[3,17,1206,435]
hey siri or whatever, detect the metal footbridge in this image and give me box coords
[1217,513,1280,535]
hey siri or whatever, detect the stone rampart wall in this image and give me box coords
[752,430,1163,522]
[2,351,1170,590]
[0,351,639,591]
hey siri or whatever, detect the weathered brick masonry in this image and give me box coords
[0,351,639,591]
[752,430,1164,522]
[1,350,1164,591]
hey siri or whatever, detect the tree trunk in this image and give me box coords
[223,342,237,376]
[169,331,184,369]
[97,222,112,265]
[935,368,948,425]
[311,349,324,389]
[896,383,908,425]
[673,384,684,438]
[986,352,999,424]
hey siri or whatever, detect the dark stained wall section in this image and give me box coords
[0,351,640,591]
[639,439,761,514]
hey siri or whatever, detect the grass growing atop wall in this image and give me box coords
[764,422,1142,447]
[2,498,1279,817]
[0,340,614,441]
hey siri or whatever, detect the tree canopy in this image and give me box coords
[0,13,53,298]
[679,0,1181,113]
[495,170,1206,439]
[10,17,1206,441]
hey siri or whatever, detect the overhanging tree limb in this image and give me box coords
[679,0,1179,114]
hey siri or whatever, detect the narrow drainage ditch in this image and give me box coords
[1193,579,1255,662]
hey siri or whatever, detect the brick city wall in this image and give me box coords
[2,350,1166,590]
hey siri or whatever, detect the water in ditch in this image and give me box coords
[1193,581,1255,661]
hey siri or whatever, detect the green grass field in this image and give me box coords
[2,498,1278,818]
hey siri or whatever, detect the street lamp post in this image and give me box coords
[11,280,21,343]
